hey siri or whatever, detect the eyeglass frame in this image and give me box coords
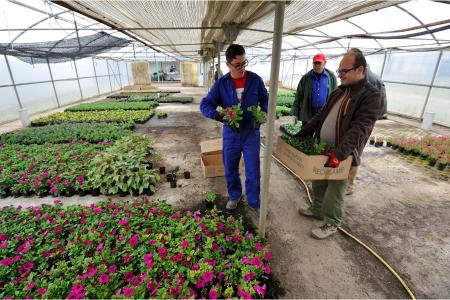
[229,59,249,69]
[335,66,360,76]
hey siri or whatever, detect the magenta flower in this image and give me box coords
[86,267,96,277]
[1,258,12,267]
[0,233,7,241]
[263,265,271,274]
[36,288,48,296]
[108,265,117,273]
[123,287,135,297]
[203,270,214,282]
[123,254,131,263]
[129,234,139,247]
[55,225,63,234]
[0,240,7,248]
[23,261,34,270]
[170,252,183,262]
[181,240,188,249]
[98,273,110,284]
[263,251,271,261]
[146,262,154,269]
[144,253,153,264]
[254,284,266,297]
[255,242,264,251]
[237,286,252,299]
[157,247,167,259]
[96,243,104,252]
[118,219,129,225]
[209,289,219,299]
[244,271,255,281]
[27,281,35,290]
[124,272,134,283]
[196,278,206,289]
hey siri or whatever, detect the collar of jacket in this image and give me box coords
[338,77,367,92]
[222,70,257,81]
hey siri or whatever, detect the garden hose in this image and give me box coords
[263,143,416,300]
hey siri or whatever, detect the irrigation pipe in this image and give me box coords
[262,142,416,300]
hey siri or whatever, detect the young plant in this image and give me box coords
[206,190,217,203]
[247,105,267,128]
[156,110,168,118]
[220,104,244,131]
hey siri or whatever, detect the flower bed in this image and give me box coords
[107,92,169,99]
[0,198,271,299]
[66,102,158,112]
[0,142,106,197]
[0,123,134,145]
[88,135,160,195]
[158,96,193,104]
[31,110,155,126]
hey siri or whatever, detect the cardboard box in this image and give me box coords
[274,137,352,180]
[200,138,224,177]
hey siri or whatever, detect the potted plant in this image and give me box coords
[437,154,448,171]
[157,110,168,119]
[159,166,165,174]
[220,105,243,132]
[369,136,375,145]
[170,180,177,188]
[247,105,267,129]
[183,170,190,179]
[205,190,217,209]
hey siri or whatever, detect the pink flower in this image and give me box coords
[123,254,131,263]
[171,213,180,219]
[203,270,214,282]
[98,273,110,284]
[144,253,154,264]
[237,286,252,299]
[244,271,255,281]
[23,261,34,270]
[124,272,134,283]
[181,240,188,249]
[157,247,167,259]
[263,265,271,274]
[209,289,219,300]
[263,251,271,261]
[123,287,135,297]
[96,243,104,252]
[196,278,206,289]
[146,262,154,269]
[0,233,7,241]
[254,284,266,297]
[255,242,264,251]
[129,234,139,247]
[86,267,96,277]
[36,288,47,296]
[0,257,12,267]
[55,225,63,234]
[118,219,128,225]
[108,265,117,273]
[0,241,8,248]
[93,207,102,214]
[170,252,183,262]
[27,281,35,290]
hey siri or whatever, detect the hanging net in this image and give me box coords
[0,31,132,64]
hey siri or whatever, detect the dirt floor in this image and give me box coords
[1,83,449,299]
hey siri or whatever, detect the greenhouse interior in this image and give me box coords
[0,0,449,299]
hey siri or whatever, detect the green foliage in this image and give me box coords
[156,111,168,118]
[0,198,271,298]
[276,90,295,97]
[128,94,162,101]
[87,135,160,195]
[220,105,244,130]
[66,101,158,111]
[206,190,217,202]
[247,106,266,125]
[281,134,328,155]
[0,122,134,145]
[158,96,193,103]
[31,110,155,126]
[275,106,292,118]
[276,96,295,108]
[280,122,302,136]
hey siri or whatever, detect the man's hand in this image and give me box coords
[324,149,340,168]
[214,112,225,122]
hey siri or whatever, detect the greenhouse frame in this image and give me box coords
[0,0,449,299]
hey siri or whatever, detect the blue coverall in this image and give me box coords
[200,71,268,208]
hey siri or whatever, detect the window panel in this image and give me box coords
[75,58,95,78]
[9,56,51,84]
[0,87,19,124]
[54,80,81,106]
[50,60,77,80]
[424,88,450,127]
[385,82,427,118]
[0,55,12,85]
[16,82,58,114]
[434,52,450,87]
[94,59,108,76]
[79,78,99,99]
[97,76,111,94]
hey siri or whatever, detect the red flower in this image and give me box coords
[129,234,139,247]
[209,289,219,300]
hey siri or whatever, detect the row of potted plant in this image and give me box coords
[0,122,134,145]
[158,96,194,104]
[281,134,329,155]
[87,135,160,196]
[107,92,170,99]
[66,101,158,112]
[0,142,107,197]
[370,135,449,170]
[0,198,272,299]
[276,106,292,118]
[31,110,155,126]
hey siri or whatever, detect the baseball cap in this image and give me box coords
[313,53,326,63]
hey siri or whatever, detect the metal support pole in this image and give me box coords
[46,58,61,108]
[291,54,296,89]
[4,55,23,109]
[420,50,443,119]
[380,50,388,79]
[106,59,113,91]
[92,58,100,94]
[73,58,84,100]
[259,1,285,237]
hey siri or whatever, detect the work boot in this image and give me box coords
[226,195,243,210]
[247,206,260,228]
[298,207,323,220]
[311,223,338,239]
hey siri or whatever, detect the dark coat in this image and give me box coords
[298,78,383,166]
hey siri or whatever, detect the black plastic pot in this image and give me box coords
[170,180,177,188]
[369,139,375,145]
[183,171,190,179]
[428,159,437,167]
[119,190,128,197]
[146,162,153,170]
[420,154,428,160]
[131,189,140,196]
[166,173,174,182]
[386,142,392,147]
[145,189,154,196]
[375,141,382,147]
[205,200,214,209]
[399,147,405,153]
[78,190,88,197]
[91,189,100,196]
[392,144,398,150]
[159,166,165,174]
[437,163,447,171]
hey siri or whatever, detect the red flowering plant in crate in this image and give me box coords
[0,198,272,299]
[219,104,244,132]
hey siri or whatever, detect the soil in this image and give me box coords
[1,84,449,299]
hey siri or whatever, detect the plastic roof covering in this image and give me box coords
[0,0,449,62]
[50,0,399,60]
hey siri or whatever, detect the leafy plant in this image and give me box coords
[220,105,244,131]
[275,106,292,118]
[247,106,266,125]
[156,110,168,118]
[281,134,328,155]
[280,122,302,136]
[66,102,157,111]
[158,96,193,104]
[206,190,217,203]
[87,135,160,195]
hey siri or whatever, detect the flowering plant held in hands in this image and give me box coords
[221,104,243,131]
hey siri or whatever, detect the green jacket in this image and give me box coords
[292,68,337,121]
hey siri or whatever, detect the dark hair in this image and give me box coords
[348,48,367,71]
[225,44,245,62]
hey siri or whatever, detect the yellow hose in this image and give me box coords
[266,147,416,300]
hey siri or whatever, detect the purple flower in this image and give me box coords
[98,273,110,284]
[144,253,154,264]
[123,287,135,297]
[254,284,266,297]
[108,265,117,273]
[244,271,255,282]
[203,270,214,282]
[124,272,134,283]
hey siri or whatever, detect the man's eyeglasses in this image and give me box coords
[335,67,356,75]
[230,60,248,69]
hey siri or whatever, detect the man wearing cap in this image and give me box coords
[292,53,337,126]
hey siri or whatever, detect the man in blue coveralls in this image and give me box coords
[200,44,268,213]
